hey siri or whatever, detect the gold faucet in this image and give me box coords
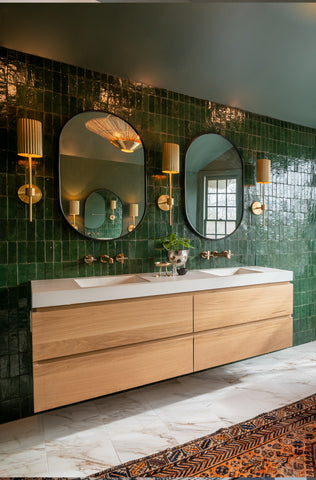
[201,250,233,260]
[83,254,97,265]
[100,254,114,264]
[115,253,129,264]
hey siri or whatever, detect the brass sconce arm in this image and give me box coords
[251,159,270,227]
[17,118,43,222]
[157,143,180,226]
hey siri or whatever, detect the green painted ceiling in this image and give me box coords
[1,2,316,128]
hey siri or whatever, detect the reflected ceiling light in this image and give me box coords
[85,115,142,153]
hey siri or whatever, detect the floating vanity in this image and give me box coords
[31,266,293,413]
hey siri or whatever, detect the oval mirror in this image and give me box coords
[84,190,123,240]
[185,133,243,240]
[59,111,146,240]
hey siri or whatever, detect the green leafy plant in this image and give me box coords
[157,233,194,251]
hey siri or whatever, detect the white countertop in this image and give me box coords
[31,266,293,308]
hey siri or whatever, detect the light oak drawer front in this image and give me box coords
[194,283,293,332]
[32,294,193,361]
[194,316,293,372]
[33,336,193,412]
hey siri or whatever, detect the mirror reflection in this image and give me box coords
[59,112,146,240]
[84,190,123,239]
[185,134,243,240]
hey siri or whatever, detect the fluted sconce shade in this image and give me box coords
[69,200,80,216]
[17,118,43,158]
[127,203,139,232]
[85,115,142,153]
[162,143,180,174]
[110,200,117,210]
[256,159,270,184]
[129,203,139,218]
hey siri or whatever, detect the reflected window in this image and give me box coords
[185,133,243,240]
[204,177,237,239]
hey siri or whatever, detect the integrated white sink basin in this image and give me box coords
[31,266,293,308]
[199,267,262,276]
[75,275,147,288]
[139,269,217,283]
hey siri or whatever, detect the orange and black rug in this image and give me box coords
[93,393,316,478]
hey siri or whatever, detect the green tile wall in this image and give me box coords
[0,46,315,423]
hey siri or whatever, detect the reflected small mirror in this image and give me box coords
[59,111,146,240]
[185,133,243,239]
[84,190,123,240]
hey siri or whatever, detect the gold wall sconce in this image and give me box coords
[128,203,138,232]
[69,200,80,230]
[17,118,43,222]
[157,143,180,226]
[251,158,271,227]
[110,200,116,223]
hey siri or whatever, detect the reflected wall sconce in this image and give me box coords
[85,115,142,153]
[251,158,271,227]
[17,118,43,222]
[110,200,116,223]
[69,200,80,230]
[157,143,180,226]
[128,203,138,232]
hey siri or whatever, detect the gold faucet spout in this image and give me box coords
[211,250,232,259]
[201,250,233,260]
[115,253,129,264]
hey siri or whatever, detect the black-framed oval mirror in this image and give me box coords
[185,133,243,240]
[59,111,146,240]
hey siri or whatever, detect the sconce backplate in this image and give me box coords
[251,201,263,215]
[158,194,170,211]
[128,224,135,232]
[158,194,174,211]
[18,184,42,204]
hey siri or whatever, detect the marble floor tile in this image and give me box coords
[0,341,315,476]
[44,432,120,477]
[0,448,49,477]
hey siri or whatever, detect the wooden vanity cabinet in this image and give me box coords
[32,294,193,412]
[33,336,193,412]
[32,282,293,413]
[32,294,193,361]
[193,282,293,371]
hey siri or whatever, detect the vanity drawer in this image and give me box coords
[33,335,193,412]
[194,282,293,332]
[32,293,193,361]
[194,315,293,372]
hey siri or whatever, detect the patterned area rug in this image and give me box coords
[92,394,316,478]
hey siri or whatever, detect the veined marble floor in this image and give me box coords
[0,341,316,477]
